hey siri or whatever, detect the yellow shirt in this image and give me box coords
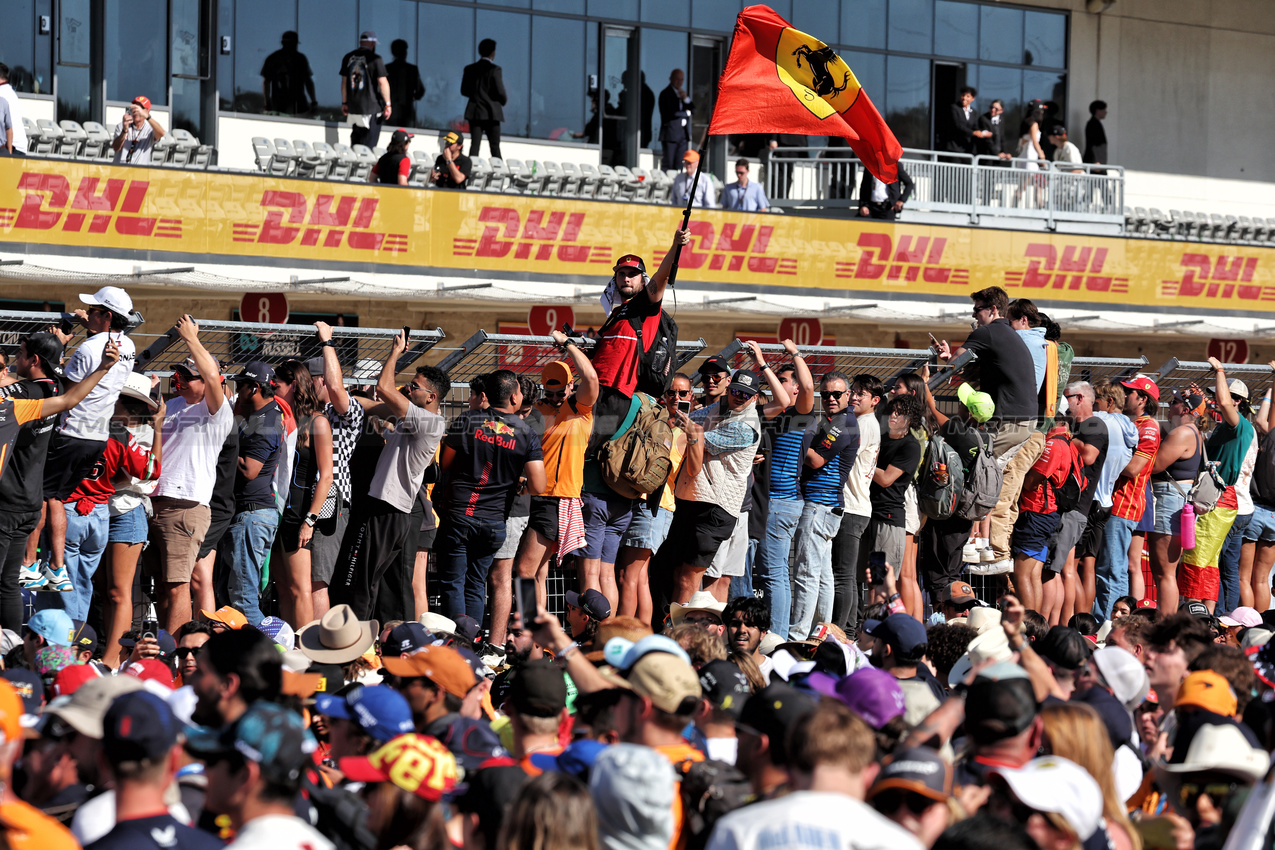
[659,427,687,511]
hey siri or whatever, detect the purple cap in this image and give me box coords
[832,667,906,730]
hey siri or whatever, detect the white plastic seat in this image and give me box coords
[58,121,88,157]
[349,145,376,181]
[82,121,112,159]
[37,119,68,158]
[328,144,357,181]
[539,160,562,195]
[558,162,580,197]
[486,158,510,193]
[577,163,600,198]
[468,157,491,192]
[252,137,275,172]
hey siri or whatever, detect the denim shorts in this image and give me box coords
[1136,480,1156,533]
[1152,481,1188,535]
[620,503,674,551]
[1012,510,1061,562]
[108,504,149,545]
[1245,503,1275,543]
[580,490,634,563]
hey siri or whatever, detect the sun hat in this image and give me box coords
[297,605,378,664]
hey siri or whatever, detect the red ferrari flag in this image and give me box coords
[707,5,902,183]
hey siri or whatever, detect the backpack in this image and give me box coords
[302,767,377,850]
[956,429,1001,521]
[1252,429,1275,506]
[677,758,754,850]
[918,433,965,520]
[598,304,679,398]
[1047,435,1088,513]
[346,52,369,94]
[597,391,675,499]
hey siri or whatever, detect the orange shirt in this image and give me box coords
[0,800,78,850]
[541,398,593,498]
[657,742,705,850]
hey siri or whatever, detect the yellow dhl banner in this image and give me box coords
[0,159,1271,313]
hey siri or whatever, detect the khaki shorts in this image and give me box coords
[150,497,211,583]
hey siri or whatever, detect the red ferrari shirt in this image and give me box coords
[591,287,662,396]
[66,431,159,510]
[1019,429,1071,514]
[1111,414,1161,521]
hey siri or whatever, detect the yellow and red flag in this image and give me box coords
[707,5,902,183]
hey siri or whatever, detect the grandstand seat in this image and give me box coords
[82,122,112,159]
[648,169,673,203]
[408,150,433,187]
[612,166,639,201]
[166,128,203,169]
[291,139,314,159]
[349,145,376,181]
[328,144,357,181]
[1238,216,1255,241]
[486,158,511,193]
[1266,219,1275,243]
[1148,208,1173,238]
[504,158,527,193]
[252,137,275,171]
[1167,210,1186,239]
[627,168,652,202]
[557,162,580,197]
[272,138,298,172]
[1132,207,1150,235]
[58,121,88,158]
[372,147,388,166]
[1207,213,1227,240]
[1224,215,1240,240]
[577,163,601,198]
[1123,208,1137,234]
[294,153,329,179]
[468,157,491,192]
[596,165,623,200]
[22,118,43,155]
[36,119,69,158]
[539,160,563,195]
[1179,210,1203,240]
[150,133,177,166]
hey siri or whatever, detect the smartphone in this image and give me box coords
[142,618,159,640]
[927,332,940,347]
[868,551,887,585]
[513,577,538,625]
[677,400,691,415]
[402,325,412,342]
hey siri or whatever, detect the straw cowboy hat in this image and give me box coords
[298,605,378,664]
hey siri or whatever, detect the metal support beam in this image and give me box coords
[133,266,195,276]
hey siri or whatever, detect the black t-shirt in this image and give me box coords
[434,154,473,189]
[233,403,283,510]
[939,417,988,478]
[339,48,388,116]
[510,408,544,519]
[85,813,224,850]
[870,431,921,526]
[961,319,1037,420]
[373,151,411,184]
[444,409,543,524]
[260,48,313,114]
[1074,415,1110,511]
[0,378,59,513]
[748,426,772,540]
[208,427,240,522]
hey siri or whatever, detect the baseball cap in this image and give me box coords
[341,734,459,800]
[53,663,102,697]
[131,96,151,112]
[591,744,677,850]
[865,613,928,657]
[990,756,1104,841]
[1182,600,1213,622]
[1089,646,1150,710]
[529,738,607,779]
[303,357,327,377]
[737,683,816,764]
[257,616,296,650]
[44,674,146,739]
[173,358,201,380]
[697,659,751,718]
[27,609,75,647]
[443,130,463,146]
[102,690,179,765]
[316,684,415,743]
[1036,626,1092,671]
[381,645,477,698]
[682,150,700,163]
[939,580,977,606]
[232,361,276,386]
[3,669,43,725]
[1050,124,1067,136]
[429,714,509,773]
[957,382,995,423]
[1219,606,1263,629]
[0,681,26,744]
[390,129,414,145]
[202,605,248,630]
[869,746,952,802]
[728,370,761,397]
[698,356,731,377]
[80,286,134,318]
[123,658,175,690]
[419,612,457,634]
[384,622,434,657]
[22,332,63,377]
[964,662,1038,744]
[542,360,573,389]
[831,667,907,730]
[185,701,318,785]
[1120,376,1160,403]
[507,659,568,718]
[566,589,612,621]
[612,254,646,274]
[1172,387,1207,416]
[359,30,378,42]
[626,652,701,715]
[1176,670,1237,716]
[453,616,480,643]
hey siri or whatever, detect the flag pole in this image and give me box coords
[666,114,716,289]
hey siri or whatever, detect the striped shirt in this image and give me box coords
[801,411,860,508]
[1111,414,1160,521]
[766,407,816,501]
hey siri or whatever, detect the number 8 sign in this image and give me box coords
[240,292,289,325]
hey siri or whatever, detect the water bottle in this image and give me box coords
[935,462,949,486]
[1180,503,1196,551]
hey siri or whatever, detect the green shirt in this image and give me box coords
[1207,416,1255,486]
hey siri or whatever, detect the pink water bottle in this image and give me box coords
[1180,503,1197,551]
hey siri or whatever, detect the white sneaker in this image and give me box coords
[967,557,1013,576]
[980,547,998,563]
[962,542,980,563]
[18,563,43,588]
[41,564,72,593]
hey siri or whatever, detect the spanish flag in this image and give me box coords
[707,5,902,183]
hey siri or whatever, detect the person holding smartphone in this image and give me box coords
[111,95,166,165]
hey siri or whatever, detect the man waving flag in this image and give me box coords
[708,5,902,183]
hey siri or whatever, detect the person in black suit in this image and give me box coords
[976,98,1012,164]
[658,68,693,171]
[461,38,507,159]
[386,39,425,128]
[1084,100,1108,166]
[946,86,989,155]
[858,163,915,221]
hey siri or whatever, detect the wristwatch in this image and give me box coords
[304,513,319,527]
[320,340,336,348]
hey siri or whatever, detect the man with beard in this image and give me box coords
[187,628,282,729]
[724,596,772,683]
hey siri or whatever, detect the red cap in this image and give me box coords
[53,664,102,697]
[1137,598,1157,609]
[612,254,646,274]
[132,95,152,111]
[1120,376,1160,403]
[124,659,175,690]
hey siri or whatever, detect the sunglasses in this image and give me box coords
[729,389,753,401]
[174,646,202,660]
[873,790,938,815]
[683,614,722,626]
[544,389,567,399]
[735,170,749,176]
[705,373,729,383]
[664,389,692,398]
[1180,782,1239,809]
[972,305,991,315]
[820,390,846,400]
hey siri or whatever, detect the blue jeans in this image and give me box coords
[37,503,108,622]
[756,497,803,640]
[227,508,279,627]
[435,514,506,622]
[1220,513,1252,613]
[789,502,843,640]
[1093,515,1138,620]
[731,538,758,600]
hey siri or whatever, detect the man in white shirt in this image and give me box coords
[38,287,137,594]
[0,64,28,155]
[832,374,883,634]
[150,316,231,632]
[112,96,166,165]
[1050,125,1083,171]
[707,699,923,850]
[670,150,717,209]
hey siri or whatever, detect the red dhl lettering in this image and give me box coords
[651,221,797,275]
[232,191,407,253]
[0,172,180,238]
[1004,243,1128,293]
[1158,252,1271,301]
[836,233,967,284]
[454,207,611,263]
[474,427,516,450]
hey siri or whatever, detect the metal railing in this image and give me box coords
[764,146,1124,228]
[1152,359,1274,397]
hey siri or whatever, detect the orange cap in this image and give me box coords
[202,606,248,629]
[381,646,477,698]
[541,360,572,389]
[682,150,700,163]
[0,680,23,744]
[1176,670,1237,716]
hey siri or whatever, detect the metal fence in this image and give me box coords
[1151,359,1275,398]
[0,309,91,356]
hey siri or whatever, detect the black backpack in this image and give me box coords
[598,306,679,398]
[1254,429,1275,506]
[677,758,754,850]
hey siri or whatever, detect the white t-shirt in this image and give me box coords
[843,411,881,517]
[1235,437,1259,516]
[153,394,235,503]
[113,119,156,164]
[69,788,192,845]
[0,84,27,153]
[369,403,446,513]
[706,791,924,850]
[226,814,335,850]
[60,332,137,442]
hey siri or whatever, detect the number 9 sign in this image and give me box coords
[240,292,289,325]
[528,305,574,337]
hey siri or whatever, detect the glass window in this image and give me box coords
[359,0,418,63]
[843,50,885,105]
[105,0,168,104]
[299,0,358,121]
[1025,11,1066,69]
[56,65,91,124]
[885,55,929,149]
[640,28,687,109]
[888,0,932,54]
[642,0,689,27]
[975,63,1021,144]
[0,0,38,93]
[58,0,91,65]
[475,10,530,137]
[766,0,792,19]
[483,0,530,8]
[692,0,740,32]
[534,0,585,12]
[589,0,637,20]
[841,0,885,48]
[934,0,976,60]
[792,0,838,39]
[1023,69,1065,116]
[233,0,295,113]
[530,16,587,140]
[171,0,204,78]
[979,5,1022,64]
[416,3,473,132]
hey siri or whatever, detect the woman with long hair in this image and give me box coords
[273,359,333,628]
[1018,101,1047,170]
[497,772,600,850]
[1040,702,1141,850]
